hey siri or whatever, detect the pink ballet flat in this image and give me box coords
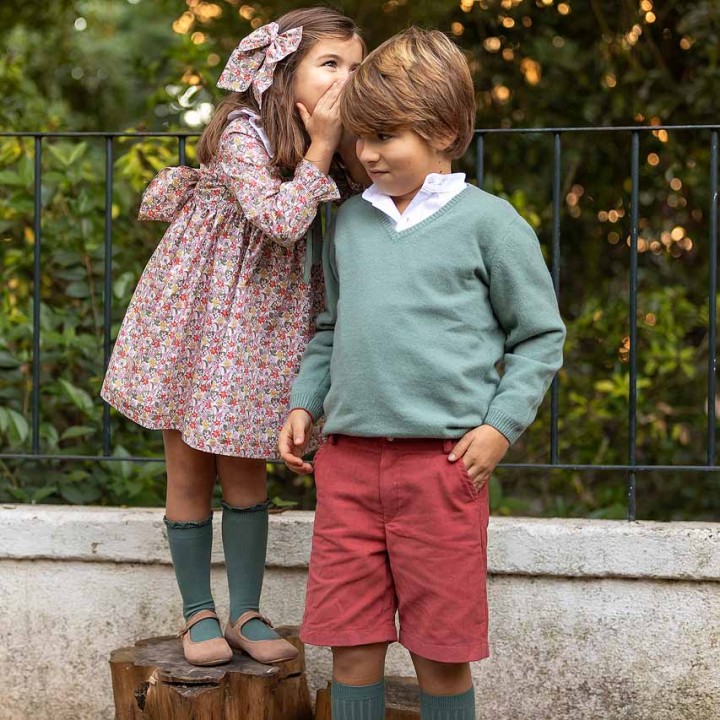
[224,610,299,664]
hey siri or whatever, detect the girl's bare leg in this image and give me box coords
[163,429,216,520]
[162,430,222,643]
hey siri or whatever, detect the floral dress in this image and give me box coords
[101,113,351,458]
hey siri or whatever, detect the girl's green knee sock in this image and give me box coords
[420,687,476,720]
[164,515,223,643]
[222,500,278,642]
[331,679,386,720]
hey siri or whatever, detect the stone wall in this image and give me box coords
[0,505,718,720]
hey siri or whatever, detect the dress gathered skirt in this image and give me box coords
[101,115,343,458]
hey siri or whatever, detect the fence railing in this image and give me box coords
[0,126,718,521]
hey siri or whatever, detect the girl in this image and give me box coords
[101,7,365,666]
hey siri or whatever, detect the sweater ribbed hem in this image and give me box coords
[289,392,325,422]
[482,407,525,445]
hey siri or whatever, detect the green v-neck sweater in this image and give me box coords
[289,185,566,444]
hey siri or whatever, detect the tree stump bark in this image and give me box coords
[314,676,420,720]
[109,626,312,720]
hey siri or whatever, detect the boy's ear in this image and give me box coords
[433,132,457,154]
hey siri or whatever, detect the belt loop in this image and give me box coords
[442,439,454,453]
[329,434,338,445]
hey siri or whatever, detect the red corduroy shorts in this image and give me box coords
[300,434,490,663]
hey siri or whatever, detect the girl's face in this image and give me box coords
[293,36,364,113]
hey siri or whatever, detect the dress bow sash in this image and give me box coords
[138,166,201,222]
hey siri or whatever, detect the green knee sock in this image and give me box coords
[222,500,278,642]
[331,680,386,720]
[164,515,223,643]
[420,687,476,720]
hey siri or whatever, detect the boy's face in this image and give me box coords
[356,129,453,210]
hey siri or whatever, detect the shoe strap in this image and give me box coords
[178,609,220,637]
[233,610,274,630]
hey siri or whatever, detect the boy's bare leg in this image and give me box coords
[333,643,389,684]
[331,644,389,719]
[410,653,472,695]
[411,653,475,719]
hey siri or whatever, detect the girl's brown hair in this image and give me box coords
[197,7,362,169]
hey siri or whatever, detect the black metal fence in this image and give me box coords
[0,126,718,521]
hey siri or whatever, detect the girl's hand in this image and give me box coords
[448,424,510,490]
[297,80,345,153]
[278,409,315,475]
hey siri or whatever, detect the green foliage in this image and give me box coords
[1,0,719,518]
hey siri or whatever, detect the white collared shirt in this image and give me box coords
[362,173,468,231]
[227,108,273,156]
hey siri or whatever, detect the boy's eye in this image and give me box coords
[377,133,393,142]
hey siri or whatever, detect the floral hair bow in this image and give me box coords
[217,22,303,107]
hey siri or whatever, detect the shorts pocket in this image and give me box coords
[313,436,330,458]
[311,438,331,483]
[456,460,480,502]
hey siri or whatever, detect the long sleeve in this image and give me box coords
[217,122,340,247]
[483,215,566,444]
[289,220,339,420]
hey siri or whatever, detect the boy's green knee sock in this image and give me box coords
[331,679,386,720]
[164,515,223,643]
[420,687,476,720]
[222,500,278,641]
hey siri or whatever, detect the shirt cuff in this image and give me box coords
[296,159,341,204]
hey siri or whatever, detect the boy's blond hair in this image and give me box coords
[341,27,475,159]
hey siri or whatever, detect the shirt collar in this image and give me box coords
[227,108,274,156]
[362,172,467,222]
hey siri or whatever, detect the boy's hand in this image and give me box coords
[278,409,314,475]
[448,425,510,490]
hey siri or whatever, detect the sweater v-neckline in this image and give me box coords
[374,186,472,241]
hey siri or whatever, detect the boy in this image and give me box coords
[279,27,566,720]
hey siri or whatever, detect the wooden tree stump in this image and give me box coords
[314,676,420,720]
[110,626,312,720]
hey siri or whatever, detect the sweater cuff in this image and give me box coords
[296,159,341,204]
[482,408,525,445]
[289,392,325,423]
